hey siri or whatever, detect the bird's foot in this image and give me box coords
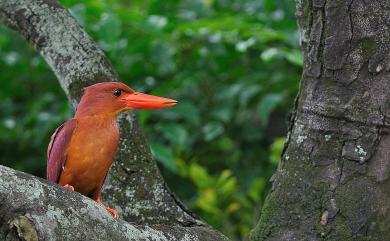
[104,206,119,219]
[96,199,119,219]
[63,184,75,191]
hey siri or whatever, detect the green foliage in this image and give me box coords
[0,0,300,240]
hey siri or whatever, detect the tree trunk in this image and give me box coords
[0,0,227,240]
[250,0,390,240]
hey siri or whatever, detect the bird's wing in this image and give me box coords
[46,119,77,183]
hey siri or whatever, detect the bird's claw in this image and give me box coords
[63,184,75,191]
[105,206,119,218]
[97,199,119,218]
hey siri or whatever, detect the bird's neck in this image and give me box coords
[75,110,117,119]
[75,112,117,121]
[74,114,119,133]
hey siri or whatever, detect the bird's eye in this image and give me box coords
[113,89,121,97]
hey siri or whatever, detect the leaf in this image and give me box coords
[157,123,188,148]
[148,15,168,29]
[239,85,262,107]
[169,101,200,125]
[217,169,232,185]
[226,202,240,213]
[150,143,177,173]
[260,48,280,62]
[216,137,234,151]
[212,107,233,122]
[95,13,122,51]
[248,178,266,202]
[263,0,276,13]
[257,93,284,127]
[69,4,86,26]
[189,163,213,188]
[262,48,303,66]
[216,83,244,100]
[197,188,218,213]
[203,122,224,141]
[285,49,303,67]
[218,173,237,195]
[269,137,286,165]
[150,41,177,75]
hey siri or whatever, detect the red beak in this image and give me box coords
[125,92,177,109]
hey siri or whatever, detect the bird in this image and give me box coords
[46,82,176,218]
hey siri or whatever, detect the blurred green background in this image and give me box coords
[0,0,301,240]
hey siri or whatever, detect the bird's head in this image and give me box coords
[75,82,177,118]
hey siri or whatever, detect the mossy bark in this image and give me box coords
[0,0,227,240]
[250,0,390,240]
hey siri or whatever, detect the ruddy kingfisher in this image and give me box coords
[46,82,176,218]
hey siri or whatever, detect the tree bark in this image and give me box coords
[0,0,227,240]
[250,0,390,240]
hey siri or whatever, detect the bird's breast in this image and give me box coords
[59,116,119,195]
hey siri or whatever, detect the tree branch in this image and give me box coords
[0,165,227,241]
[0,0,226,239]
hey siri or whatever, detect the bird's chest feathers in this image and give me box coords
[67,116,119,174]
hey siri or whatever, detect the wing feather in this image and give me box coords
[46,119,77,183]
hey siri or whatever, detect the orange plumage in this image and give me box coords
[47,82,176,218]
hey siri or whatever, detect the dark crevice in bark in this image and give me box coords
[301,108,390,128]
